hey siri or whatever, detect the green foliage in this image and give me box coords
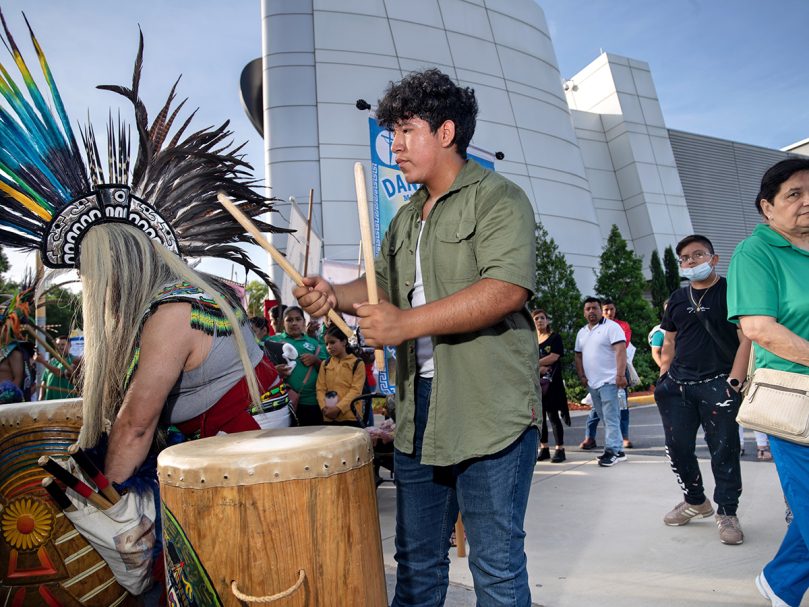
[0,248,82,338]
[531,222,582,356]
[44,286,82,338]
[533,224,666,405]
[649,249,668,314]
[531,222,583,400]
[594,225,656,334]
[663,245,681,295]
[630,349,658,390]
[0,247,13,294]
[562,367,588,403]
[245,280,269,317]
[593,225,659,395]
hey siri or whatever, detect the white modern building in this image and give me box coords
[259,0,790,292]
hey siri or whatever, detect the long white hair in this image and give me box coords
[78,223,261,446]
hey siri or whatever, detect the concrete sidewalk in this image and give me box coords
[376,405,802,607]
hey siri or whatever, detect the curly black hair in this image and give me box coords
[376,69,478,159]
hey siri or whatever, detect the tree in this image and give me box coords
[663,245,681,295]
[594,226,661,389]
[594,225,656,336]
[44,286,82,338]
[532,222,584,399]
[531,222,582,355]
[245,280,269,317]
[0,246,15,294]
[649,249,668,312]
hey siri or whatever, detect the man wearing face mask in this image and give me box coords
[654,234,751,545]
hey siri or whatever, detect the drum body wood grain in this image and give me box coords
[0,399,134,606]
[158,426,387,606]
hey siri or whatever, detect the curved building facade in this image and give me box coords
[261,0,606,292]
[260,0,780,295]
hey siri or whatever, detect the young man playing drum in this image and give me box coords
[294,69,540,606]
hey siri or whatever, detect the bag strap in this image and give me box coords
[741,346,756,397]
[694,310,736,361]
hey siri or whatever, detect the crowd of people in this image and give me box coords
[0,333,78,404]
[249,305,377,427]
[0,23,807,604]
[524,157,809,606]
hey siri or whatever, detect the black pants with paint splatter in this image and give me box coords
[654,374,742,516]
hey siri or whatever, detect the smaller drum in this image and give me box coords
[157,426,387,606]
[0,399,136,606]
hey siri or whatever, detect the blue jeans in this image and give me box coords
[585,407,630,440]
[391,377,538,607]
[764,436,809,606]
[587,383,622,454]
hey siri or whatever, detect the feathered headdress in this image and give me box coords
[0,10,287,284]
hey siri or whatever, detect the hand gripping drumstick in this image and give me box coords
[38,456,111,510]
[353,162,385,371]
[216,192,355,341]
[67,444,121,505]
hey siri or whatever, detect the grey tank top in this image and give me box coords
[136,282,265,425]
[162,320,263,424]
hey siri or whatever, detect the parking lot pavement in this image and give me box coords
[377,404,797,606]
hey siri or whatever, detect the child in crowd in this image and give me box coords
[316,326,366,426]
[268,306,327,425]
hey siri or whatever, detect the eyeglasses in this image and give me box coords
[678,250,713,265]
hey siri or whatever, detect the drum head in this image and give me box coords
[158,426,374,488]
[0,398,83,428]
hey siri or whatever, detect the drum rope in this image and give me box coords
[231,570,305,602]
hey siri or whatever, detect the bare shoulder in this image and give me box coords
[141,302,195,349]
[145,301,192,325]
[142,302,212,370]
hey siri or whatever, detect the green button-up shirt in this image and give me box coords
[374,160,540,466]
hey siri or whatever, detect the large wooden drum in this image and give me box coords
[0,399,135,606]
[157,426,387,606]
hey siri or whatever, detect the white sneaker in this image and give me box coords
[755,572,789,606]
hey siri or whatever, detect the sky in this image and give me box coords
[3,0,809,283]
[541,0,809,148]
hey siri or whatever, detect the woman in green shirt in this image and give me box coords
[269,306,327,425]
[727,158,809,607]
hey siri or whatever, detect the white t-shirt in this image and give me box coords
[410,222,434,378]
[574,318,626,389]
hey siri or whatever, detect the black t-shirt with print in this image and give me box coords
[660,277,739,381]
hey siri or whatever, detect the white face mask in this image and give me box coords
[681,261,714,282]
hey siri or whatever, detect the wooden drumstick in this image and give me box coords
[67,444,120,505]
[216,192,355,340]
[303,188,314,276]
[42,477,76,512]
[353,162,385,371]
[38,456,111,510]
